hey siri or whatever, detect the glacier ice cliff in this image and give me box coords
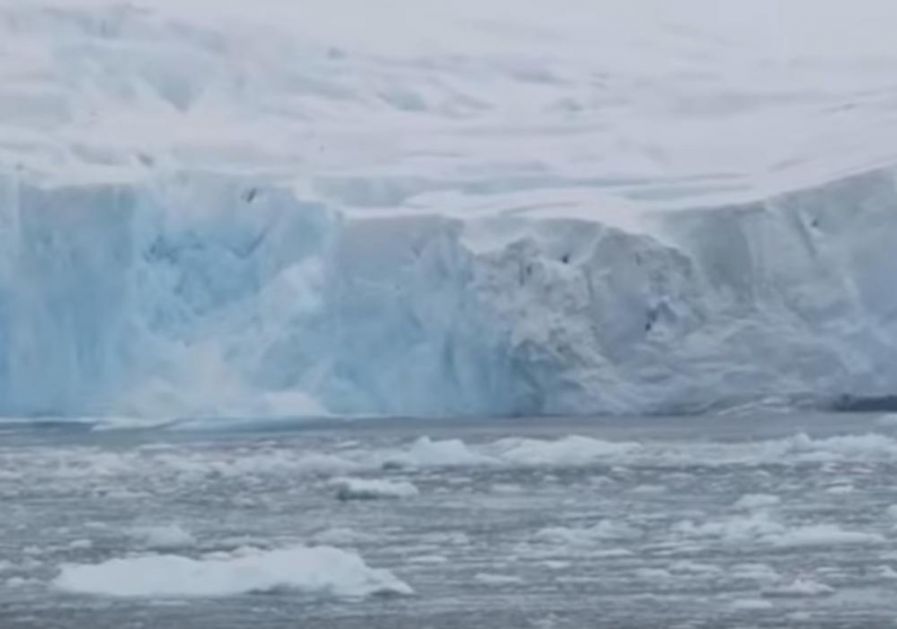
[4,0,897,419]
[2,168,897,419]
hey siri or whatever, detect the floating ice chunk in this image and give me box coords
[492,435,640,467]
[733,494,781,511]
[731,563,780,582]
[630,484,664,494]
[886,505,897,521]
[130,524,196,550]
[730,598,774,611]
[763,577,835,597]
[0,469,21,482]
[541,560,571,570]
[331,477,419,501]
[668,560,723,575]
[591,548,634,558]
[139,449,360,481]
[5,577,36,588]
[674,511,882,548]
[407,555,448,564]
[534,520,639,546]
[90,417,182,432]
[384,437,496,468]
[876,565,897,579]
[490,483,524,494]
[634,568,670,580]
[673,511,785,541]
[53,545,412,599]
[783,433,897,462]
[67,539,93,550]
[768,525,884,548]
[474,572,524,585]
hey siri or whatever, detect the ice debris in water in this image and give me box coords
[331,477,419,501]
[763,577,835,598]
[491,435,641,466]
[730,599,774,611]
[382,435,639,470]
[533,520,640,546]
[383,437,497,468]
[732,494,781,511]
[674,511,884,547]
[769,525,884,548]
[474,573,524,586]
[67,539,93,550]
[53,545,412,598]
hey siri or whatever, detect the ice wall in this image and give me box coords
[0,173,336,417]
[2,168,897,419]
[4,0,897,419]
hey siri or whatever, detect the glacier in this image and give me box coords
[3,0,897,419]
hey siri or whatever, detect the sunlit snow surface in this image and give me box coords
[4,414,897,627]
[4,0,897,191]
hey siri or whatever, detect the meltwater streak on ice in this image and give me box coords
[4,0,897,419]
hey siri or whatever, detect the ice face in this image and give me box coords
[0,174,336,417]
[4,0,897,420]
[3,167,897,419]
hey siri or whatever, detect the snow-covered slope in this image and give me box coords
[3,0,897,418]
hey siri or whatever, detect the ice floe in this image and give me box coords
[331,477,419,501]
[54,545,412,599]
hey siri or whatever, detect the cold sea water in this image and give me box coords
[2,412,897,628]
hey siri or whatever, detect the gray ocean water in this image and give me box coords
[2,412,897,628]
